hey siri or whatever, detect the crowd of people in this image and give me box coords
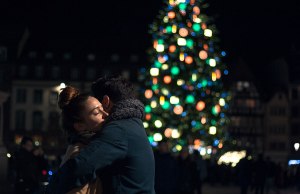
[154,141,207,194]
[9,137,300,194]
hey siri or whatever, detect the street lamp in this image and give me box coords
[54,82,66,93]
[294,143,300,151]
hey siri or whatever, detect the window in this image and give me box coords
[270,107,287,116]
[33,90,43,104]
[87,53,95,61]
[51,66,60,79]
[45,52,53,59]
[18,65,28,78]
[63,53,72,60]
[35,66,43,78]
[269,142,286,151]
[28,51,37,58]
[291,107,299,117]
[49,91,58,105]
[111,54,120,62]
[86,68,96,80]
[16,89,27,103]
[32,111,43,130]
[70,68,79,80]
[16,110,26,130]
[269,126,286,134]
[246,99,256,108]
[130,54,138,63]
[231,116,241,126]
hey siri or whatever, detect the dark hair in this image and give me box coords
[91,75,135,103]
[58,86,89,134]
[20,136,33,146]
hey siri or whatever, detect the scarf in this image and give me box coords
[105,98,145,123]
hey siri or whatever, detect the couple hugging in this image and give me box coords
[47,76,155,194]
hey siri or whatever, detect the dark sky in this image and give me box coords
[1,0,300,77]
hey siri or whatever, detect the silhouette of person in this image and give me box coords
[154,140,178,194]
[253,153,267,194]
[192,150,207,194]
[237,151,252,194]
[14,136,39,194]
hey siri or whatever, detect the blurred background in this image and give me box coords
[0,0,300,193]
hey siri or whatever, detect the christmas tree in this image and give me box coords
[139,0,230,155]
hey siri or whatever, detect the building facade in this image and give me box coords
[227,81,264,154]
[264,91,290,164]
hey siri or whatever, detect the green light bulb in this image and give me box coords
[171,66,180,75]
[145,105,152,113]
[155,61,162,68]
[212,107,218,115]
[211,119,217,125]
[152,85,159,91]
[162,101,170,109]
[192,23,201,32]
[166,26,172,33]
[178,3,187,10]
[186,39,193,48]
[186,95,195,103]
[148,136,154,143]
[202,80,208,87]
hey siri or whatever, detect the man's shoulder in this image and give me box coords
[104,118,143,129]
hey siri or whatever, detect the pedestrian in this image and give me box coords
[236,151,252,194]
[176,146,197,194]
[253,153,267,194]
[47,76,155,194]
[13,136,39,194]
[154,140,178,194]
[33,146,49,191]
[192,150,207,194]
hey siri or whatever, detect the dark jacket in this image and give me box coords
[14,147,40,194]
[47,99,155,194]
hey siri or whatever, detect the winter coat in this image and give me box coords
[47,99,155,194]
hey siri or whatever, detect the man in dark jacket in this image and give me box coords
[14,136,39,194]
[48,76,155,194]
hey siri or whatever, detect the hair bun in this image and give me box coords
[58,86,80,109]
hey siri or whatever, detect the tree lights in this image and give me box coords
[139,0,231,155]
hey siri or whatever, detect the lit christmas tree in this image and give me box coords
[139,0,231,155]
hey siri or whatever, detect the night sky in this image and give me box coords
[1,0,300,84]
